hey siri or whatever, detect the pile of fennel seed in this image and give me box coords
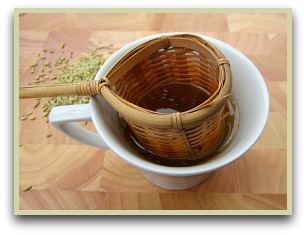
[19,41,114,133]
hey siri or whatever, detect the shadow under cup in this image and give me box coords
[90,34,269,190]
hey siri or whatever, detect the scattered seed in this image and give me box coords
[22,185,33,192]
[33,99,40,109]
[44,117,49,123]
[31,60,38,67]
[95,46,105,50]
[27,43,113,133]
[19,116,27,121]
[46,133,52,138]
[26,111,33,116]
[42,112,49,117]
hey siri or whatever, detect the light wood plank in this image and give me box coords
[17,12,289,212]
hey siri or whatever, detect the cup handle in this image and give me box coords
[49,103,109,149]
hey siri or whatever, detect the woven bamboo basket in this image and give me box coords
[20,33,232,162]
[99,33,232,161]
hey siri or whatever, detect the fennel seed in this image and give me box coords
[19,116,27,120]
[22,185,33,192]
[33,99,40,109]
[31,60,38,67]
[27,41,113,130]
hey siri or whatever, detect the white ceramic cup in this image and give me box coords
[49,33,269,190]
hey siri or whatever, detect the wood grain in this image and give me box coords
[17,12,289,213]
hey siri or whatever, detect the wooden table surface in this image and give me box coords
[17,11,289,214]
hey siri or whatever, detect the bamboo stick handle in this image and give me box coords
[19,81,102,99]
[20,83,78,99]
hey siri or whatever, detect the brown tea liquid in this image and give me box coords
[136,84,211,114]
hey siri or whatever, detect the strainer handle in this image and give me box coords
[49,103,109,149]
[19,80,102,99]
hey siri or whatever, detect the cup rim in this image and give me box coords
[91,32,270,176]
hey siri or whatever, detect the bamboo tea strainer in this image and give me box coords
[20,34,232,162]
